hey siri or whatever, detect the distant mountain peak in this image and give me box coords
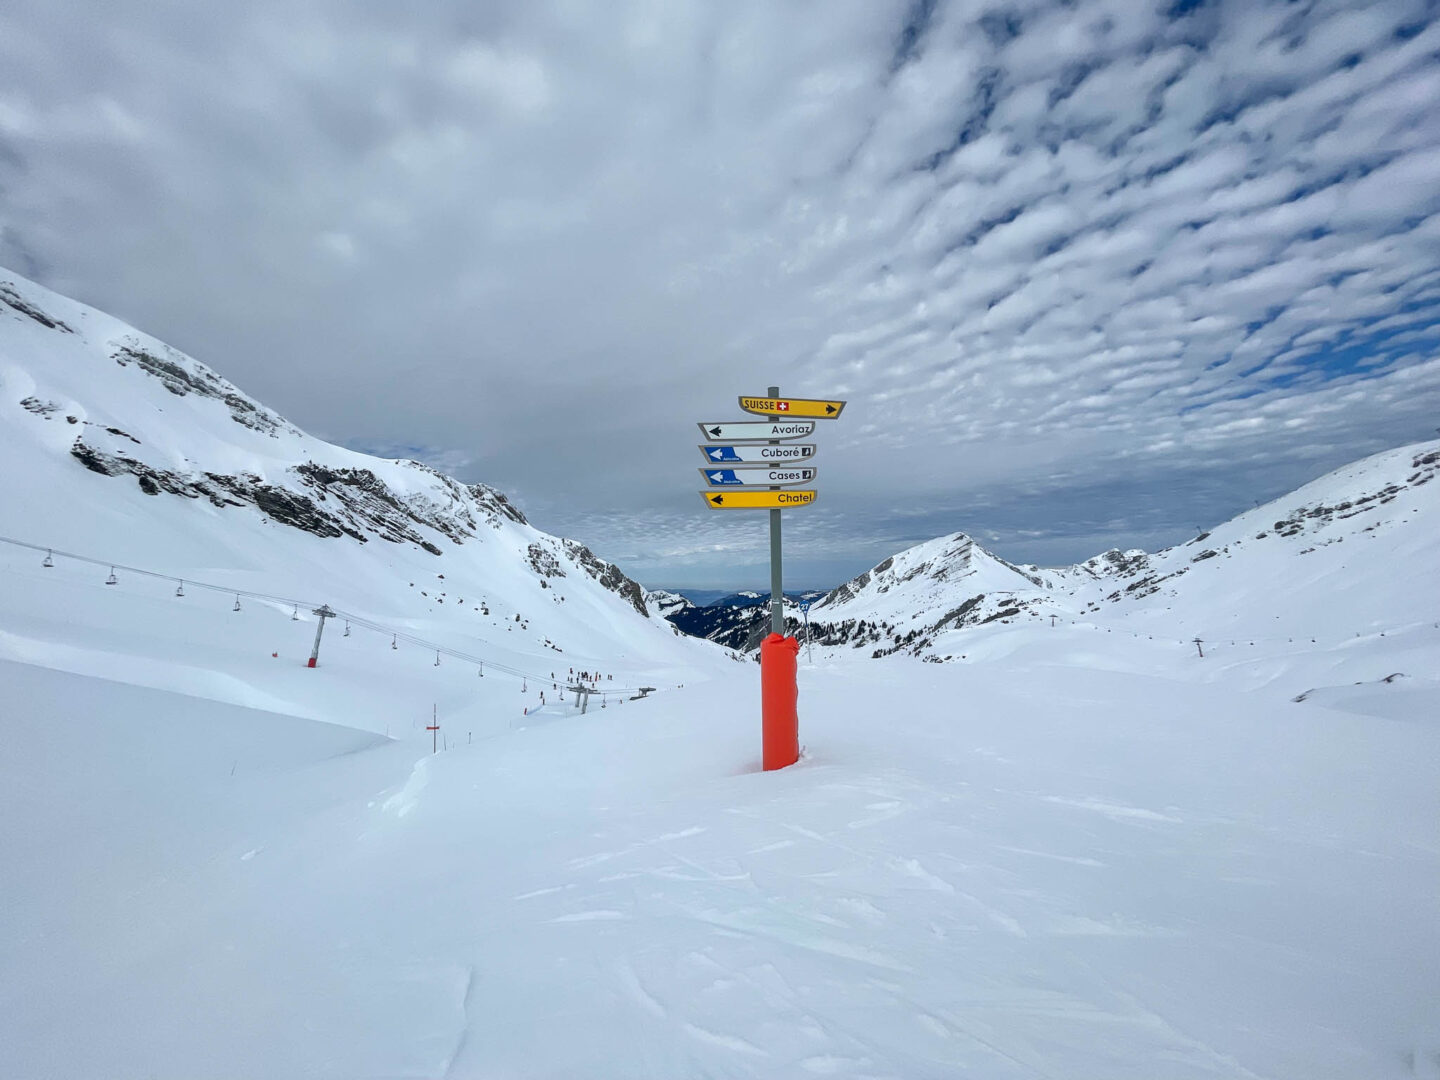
[795,439,1440,661]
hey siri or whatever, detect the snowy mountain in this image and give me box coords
[0,268,709,693]
[667,590,829,651]
[803,439,1440,664]
[642,587,693,620]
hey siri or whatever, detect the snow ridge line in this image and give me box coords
[1028,616,1440,649]
[0,533,655,694]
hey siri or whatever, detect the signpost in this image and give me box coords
[699,443,815,463]
[697,420,815,442]
[701,490,816,509]
[694,386,844,771]
[700,466,817,488]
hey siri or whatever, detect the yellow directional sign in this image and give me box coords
[700,490,817,510]
[738,395,846,419]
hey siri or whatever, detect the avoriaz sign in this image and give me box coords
[697,420,815,442]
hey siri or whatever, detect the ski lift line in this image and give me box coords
[0,534,657,695]
[331,611,649,692]
[0,534,327,608]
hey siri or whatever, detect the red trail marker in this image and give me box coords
[760,633,800,771]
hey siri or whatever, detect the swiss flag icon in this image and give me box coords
[776,401,789,411]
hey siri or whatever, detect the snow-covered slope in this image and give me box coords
[1055,440,1440,633]
[643,587,693,620]
[3,271,1437,1078]
[5,633,1438,1079]
[805,439,1440,668]
[1,267,719,718]
[805,532,1052,654]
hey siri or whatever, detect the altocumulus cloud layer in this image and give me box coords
[2,0,1438,587]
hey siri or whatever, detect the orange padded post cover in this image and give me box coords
[760,632,800,770]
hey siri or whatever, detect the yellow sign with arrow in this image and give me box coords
[700,490,817,510]
[738,395,846,419]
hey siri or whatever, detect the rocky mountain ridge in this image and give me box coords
[794,439,1440,661]
[1,269,660,634]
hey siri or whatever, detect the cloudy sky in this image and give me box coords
[3,0,1439,589]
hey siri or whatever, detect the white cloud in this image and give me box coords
[2,0,1438,583]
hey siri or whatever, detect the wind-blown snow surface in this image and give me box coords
[3,272,1439,1077]
[4,638,1439,1078]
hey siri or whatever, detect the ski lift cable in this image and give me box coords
[0,534,328,608]
[0,534,656,693]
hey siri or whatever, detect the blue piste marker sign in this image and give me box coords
[698,443,816,464]
[699,466,817,488]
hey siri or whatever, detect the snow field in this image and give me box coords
[3,628,1437,1078]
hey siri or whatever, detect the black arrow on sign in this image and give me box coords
[825,404,837,414]
[710,495,724,505]
[709,426,723,436]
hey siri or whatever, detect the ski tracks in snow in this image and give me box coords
[494,769,1076,1073]
[441,744,1276,1075]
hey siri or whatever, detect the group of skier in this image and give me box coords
[530,668,615,708]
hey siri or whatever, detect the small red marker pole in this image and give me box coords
[427,705,439,754]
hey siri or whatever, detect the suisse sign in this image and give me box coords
[738,396,846,420]
[698,421,815,442]
[700,443,815,464]
[702,490,817,509]
[700,466,817,488]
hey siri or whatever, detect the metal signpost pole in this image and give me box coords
[768,385,784,636]
[307,605,335,668]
